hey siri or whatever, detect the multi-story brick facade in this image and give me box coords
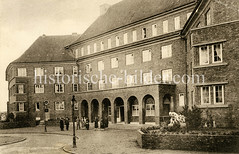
[6,0,239,127]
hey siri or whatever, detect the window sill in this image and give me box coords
[193,63,228,69]
[197,104,228,108]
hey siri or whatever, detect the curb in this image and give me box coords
[62,145,76,154]
[0,137,26,146]
[0,132,79,138]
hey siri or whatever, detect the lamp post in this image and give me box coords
[71,95,77,148]
[44,101,48,132]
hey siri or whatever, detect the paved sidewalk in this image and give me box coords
[0,136,26,146]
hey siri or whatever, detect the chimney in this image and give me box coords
[100,3,111,16]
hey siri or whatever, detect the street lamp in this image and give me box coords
[44,101,48,132]
[71,95,77,148]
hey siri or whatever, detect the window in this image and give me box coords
[174,16,180,30]
[126,53,134,65]
[199,46,209,65]
[161,45,172,58]
[55,84,64,93]
[143,72,152,85]
[187,12,192,19]
[72,84,78,92]
[87,45,91,54]
[99,80,106,90]
[142,50,151,62]
[81,48,84,56]
[201,86,211,104]
[205,9,211,26]
[35,102,40,111]
[100,41,104,51]
[18,102,24,112]
[123,33,128,44]
[126,75,136,87]
[73,66,78,75]
[87,82,93,91]
[132,105,139,116]
[142,28,147,39]
[111,77,120,88]
[35,85,44,93]
[111,57,119,68]
[179,93,185,106]
[132,30,137,42]
[146,104,155,116]
[108,38,111,49]
[17,68,27,76]
[163,20,168,33]
[98,61,104,71]
[55,67,64,76]
[18,84,24,94]
[212,43,222,63]
[75,49,80,58]
[35,68,44,76]
[55,102,65,110]
[214,85,224,104]
[85,64,92,73]
[93,43,97,53]
[162,69,172,82]
[152,24,157,36]
[74,102,79,110]
[116,36,120,47]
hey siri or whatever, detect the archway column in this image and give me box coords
[111,102,116,124]
[170,96,174,112]
[154,95,160,125]
[88,102,92,122]
[99,101,103,120]
[139,96,144,124]
[78,100,82,120]
[124,99,129,124]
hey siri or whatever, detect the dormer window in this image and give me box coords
[116,36,120,47]
[100,41,104,51]
[142,28,147,39]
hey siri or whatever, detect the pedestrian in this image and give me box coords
[94,117,98,130]
[100,117,104,129]
[65,117,69,131]
[85,117,89,130]
[105,116,109,128]
[76,116,80,130]
[60,118,64,131]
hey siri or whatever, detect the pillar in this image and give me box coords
[88,102,92,123]
[111,101,116,124]
[99,101,103,120]
[139,97,144,124]
[170,96,174,112]
[155,96,160,125]
[124,99,129,124]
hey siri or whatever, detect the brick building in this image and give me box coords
[6,0,239,127]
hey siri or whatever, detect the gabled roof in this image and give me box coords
[73,0,196,43]
[13,34,80,63]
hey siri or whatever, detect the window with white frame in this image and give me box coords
[87,45,91,54]
[132,30,137,42]
[18,102,24,112]
[187,12,192,19]
[73,66,78,75]
[55,67,64,76]
[212,43,222,63]
[142,50,151,62]
[143,72,152,85]
[74,102,79,110]
[100,41,104,51]
[111,77,120,88]
[146,104,155,116]
[81,48,84,56]
[142,28,147,39]
[205,8,211,26]
[126,75,136,87]
[201,86,210,104]
[163,20,168,33]
[214,85,224,104]
[87,82,93,91]
[199,46,209,65]
[55,102,65,110]
[126,53,134,65]
[174,16,180,30]
[18,84,24,94]
[72,84,78,92]
[123,33,128,44]
[108,38,111,49]
[162,69,172,82]
[17,68,27,76]
[152,24,157,36]
[179,93,185,106]
[98,61,104,71]
[93,43,97,53]
[35,102,40,111]
[99,80,106,90]
[85,64,92,73]
[132,105,139,116]
[35,85,44,93]
[111,57,119,68]
[35,68,44,76]
[116,36,120,47]
[161,44,172,58]
[55,84,64,93]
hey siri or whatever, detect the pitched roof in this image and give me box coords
[13,34,80,63]
[74,0,195,43]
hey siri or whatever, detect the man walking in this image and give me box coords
[65,117,69,131]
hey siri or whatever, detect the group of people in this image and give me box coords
[76,117,90,130]
[94,116,109,130]
[59,117,70,131]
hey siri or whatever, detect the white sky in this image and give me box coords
[0,0,122,112]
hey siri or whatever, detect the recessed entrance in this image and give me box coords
[114,97,124,123]
[81,100,88,118]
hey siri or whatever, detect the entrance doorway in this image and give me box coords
[114,97,124,123]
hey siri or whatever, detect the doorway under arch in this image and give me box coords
[127,96,139,124]
[102,98,111,122]
[142,95,155,123]
[114,97,124,123]
[91,99,99,122]
[81,100,88,118]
